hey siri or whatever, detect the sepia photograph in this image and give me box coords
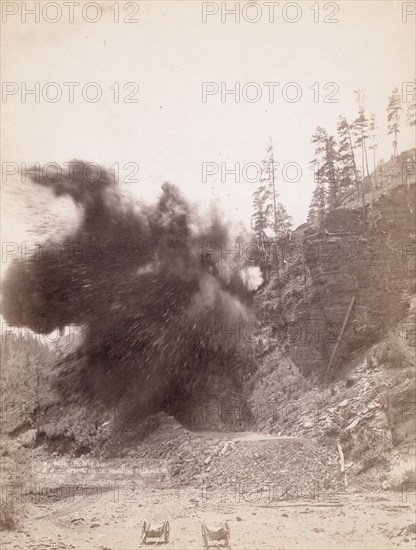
[1,1,415,548]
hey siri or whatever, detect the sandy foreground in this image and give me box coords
[1,431,415,550]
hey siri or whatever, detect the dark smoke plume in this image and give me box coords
[3,161,261,419]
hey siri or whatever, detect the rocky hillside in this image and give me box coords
[1,151,415,508]
[249,149,415,488]
[290,181,415,375]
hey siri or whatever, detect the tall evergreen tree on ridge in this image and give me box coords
[309,127,328,228]
[251,139,293,285]
[337,116,360,202]
[387,87,402,157]
[261,137,279,236]
[308,158,326,229]
[353,89,370,180]
[251,138,293,241]
[368,113,379,189]
[324,134,340,210]
[309,126,340,215]
[251,183,273,245]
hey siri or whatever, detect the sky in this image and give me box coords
[1,0,415,230]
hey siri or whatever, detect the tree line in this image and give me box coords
[251,138,293,246]
[308,82,416,227]
[251,81,415,241]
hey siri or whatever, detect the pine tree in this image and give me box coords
[261,137,279,234]
[337,116,359,200]
[311,126,328,161]
[310,127,340,211]
[274,203,293,235]
[251,184,273,243]
[255,138,293,239]
[387,88,402,157]
[309,128,329,227]
[324,135,339,210]
[309,128,325,228]
[308,162,326,229]
[352,89,370,179]
[368,113,378,188]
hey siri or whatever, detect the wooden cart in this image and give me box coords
[141,521,170,545]
[201,522,231,549]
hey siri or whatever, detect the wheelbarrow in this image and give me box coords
[141,521,170,545]
[201,522,231,549]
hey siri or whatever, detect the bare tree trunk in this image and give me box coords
[271,161,278,235]
[364,139,370,178]
[269,153,280,289]
[363,142,372,206]
[326,296,356,375]
[347,125,363,213]
[361,142,365,181]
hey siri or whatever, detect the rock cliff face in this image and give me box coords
[247,155,415,482]
[287,181,415,375]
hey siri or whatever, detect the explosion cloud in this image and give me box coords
[2,161,262,420]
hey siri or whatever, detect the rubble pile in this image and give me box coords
[200,438,343,499]
[95,414,343,498]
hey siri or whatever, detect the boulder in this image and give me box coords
[18,429,38,448]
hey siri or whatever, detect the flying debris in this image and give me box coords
[2,161,262,419]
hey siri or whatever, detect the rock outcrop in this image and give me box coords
[285,180,415,375]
